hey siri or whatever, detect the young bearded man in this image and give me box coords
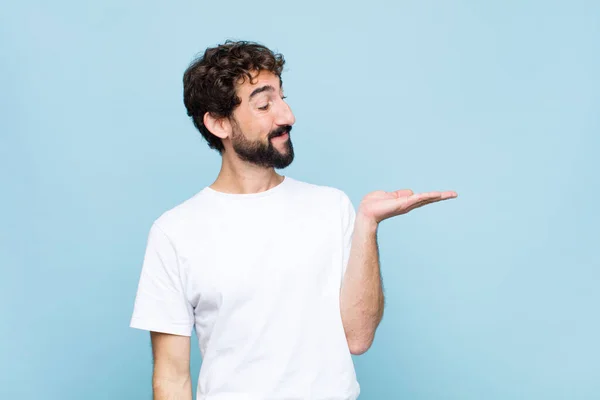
[130,40,457,400]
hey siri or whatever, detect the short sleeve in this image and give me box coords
[129,223,194,336]
[340,191,356,279]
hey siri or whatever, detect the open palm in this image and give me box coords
[359,189,458,224]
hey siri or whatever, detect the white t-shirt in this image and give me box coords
[130,176,360,399]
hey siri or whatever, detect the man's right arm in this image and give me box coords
[150,331,192,400]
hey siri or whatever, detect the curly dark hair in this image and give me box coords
[183,40,286,153]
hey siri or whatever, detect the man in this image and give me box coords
[130,40,457,400]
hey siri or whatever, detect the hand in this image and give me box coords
[358,189,458,225]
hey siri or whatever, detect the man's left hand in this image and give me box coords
[357,189,458,225]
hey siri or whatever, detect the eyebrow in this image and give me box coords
[249,85,276,100]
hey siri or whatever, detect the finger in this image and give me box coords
[440,191,458,199]
[389,193,438,214]
[391,191,453,213]
[408,192,442,204]
[412,191,457,202]
[393,189,414,198]
[404,195,455,212]
[406,196,440,209]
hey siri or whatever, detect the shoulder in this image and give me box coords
[150,188,214,238]
[285,177,354,208]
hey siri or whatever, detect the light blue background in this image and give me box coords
[1,0,598,399]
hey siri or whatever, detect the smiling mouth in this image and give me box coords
[271,131,289,139]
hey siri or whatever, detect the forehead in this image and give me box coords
[236,70,281,97]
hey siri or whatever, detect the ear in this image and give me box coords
[203,112,232,140]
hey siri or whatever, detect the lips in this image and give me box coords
[270,125,293,139]
[271,130,287,138]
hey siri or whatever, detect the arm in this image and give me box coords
[129,223,196,397]
[339,189,458,355]
[339,215,383,355]
[150,332,192,400]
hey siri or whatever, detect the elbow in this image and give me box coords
[342,312,383,355]
[347,336,374,355]
[152,368,191,394]
[152,374,191,397]
[343,319,382,355]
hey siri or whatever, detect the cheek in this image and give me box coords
[235,109,274,139]
[249,119,274,140]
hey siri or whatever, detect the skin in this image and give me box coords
[150,70,296,400]
[204,69,295,194]
[340,189,457,354]
[150,69,457,398]
[150,331,192,400]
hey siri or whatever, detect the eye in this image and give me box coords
[258,104,270,111]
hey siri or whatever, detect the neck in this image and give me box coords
[210,151,285,194]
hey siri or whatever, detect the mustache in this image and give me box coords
[269,125,293,139]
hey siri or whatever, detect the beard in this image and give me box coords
[230,124,295,169]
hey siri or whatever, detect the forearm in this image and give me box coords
[153,371,192,400]
[149,331,192,400]
[339,215,384,355]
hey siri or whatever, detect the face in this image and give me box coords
[228,70,296,169]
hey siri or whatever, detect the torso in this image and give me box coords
[156,177,360,399]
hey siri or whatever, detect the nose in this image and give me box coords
[276,99,296,127]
